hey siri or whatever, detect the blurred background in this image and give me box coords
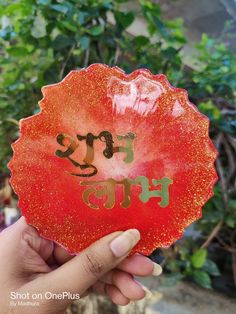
[0,0,236,313]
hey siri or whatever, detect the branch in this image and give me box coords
[227,134,236,152]
[213,97,235,109]
[5,118,19,126]
[216,234,236,285]
[201,220,223,248]
[84,49,90,67]
[113,43,120,65]
[215,133,228,208]
[232,251,236,286]
[59,44,75,80]
[216,235,236,253]
[223,136,236,185]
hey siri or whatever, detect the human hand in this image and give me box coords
[0,217,162,314]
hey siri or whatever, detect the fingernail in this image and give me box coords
[110,229,140,257]
[141,285,153,299]
[134,279,153,298]
[152,262,162,276]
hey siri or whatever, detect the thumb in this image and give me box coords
[42,229,140,296]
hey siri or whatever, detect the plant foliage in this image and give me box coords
[0,0,235,295]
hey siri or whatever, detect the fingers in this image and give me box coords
[117,253,162,277]
[0,217,54,275]
[92,281,106,295]
[97,255,162,304]
[104,269,145,300]
[41,229,140,298]
[52,240,161,305]
[1,216,53,261]
[53,244,74,265]
[20,221,54,263]
[92,269,147,305]
[54,246,162,277]
[100,254,161,287]
[92,281,130,306]
[105,285,130,306]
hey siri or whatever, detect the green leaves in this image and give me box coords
[190,250,220,287]
[77,11,89,25]
[191,249,207,269]
[114,11,135,30]
[193,271,212,289]
[52,35,74,50]
[37,0,51,5]
[87,24,104,36]
[203,260,220,276]
[198,101,221,121]
[50,4,68,14]
[0,99,9,109]
[3,2,32,17]
[59,20,77,32]
[6,46,29,57]
[31,14,47,38]
[163,244,221,290]
[79,36,90,49]
[133,35,150,46]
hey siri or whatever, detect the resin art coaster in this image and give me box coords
[8,64,218,255]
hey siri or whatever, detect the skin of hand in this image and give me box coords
[0,217,162,314]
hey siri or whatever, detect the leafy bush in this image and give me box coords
[0,0,235,295]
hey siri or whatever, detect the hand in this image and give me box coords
[0,217,162,314]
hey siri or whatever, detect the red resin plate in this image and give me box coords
[8,64,218,255]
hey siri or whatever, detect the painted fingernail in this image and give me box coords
[141,285,152,299]
[134,279,153,298]
[152,262,162,276]
[110,229,140,257]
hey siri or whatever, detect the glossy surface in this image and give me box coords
[8,64,218,255]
